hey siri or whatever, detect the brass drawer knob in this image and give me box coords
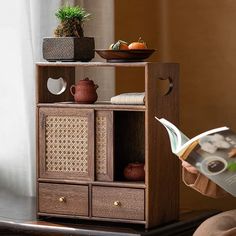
[113,201,121,207]
[59,197,66,203]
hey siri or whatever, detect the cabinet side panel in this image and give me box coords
[145,63,180,228]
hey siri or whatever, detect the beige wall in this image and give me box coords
[115,0,236,211]
[166,0,236,211]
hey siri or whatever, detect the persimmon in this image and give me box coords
[128,37,147,50]
[109,40,129,50]
[119,42,129,50]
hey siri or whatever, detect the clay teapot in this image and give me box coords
[70,78,98,104]
[123,162,145,181]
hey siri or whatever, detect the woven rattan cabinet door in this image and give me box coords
[39,107,94,181]
[95,111,114,181]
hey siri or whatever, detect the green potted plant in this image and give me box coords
[43,5,95,62]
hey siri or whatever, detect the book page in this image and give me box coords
[155,117,189,154]
[184,129,236,197]
[177,126,229,156]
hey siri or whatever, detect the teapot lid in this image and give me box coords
[78,77,95,85]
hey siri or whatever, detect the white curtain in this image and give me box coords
[0,0,114,196]
[0,0,62,197]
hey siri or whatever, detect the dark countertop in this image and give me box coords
[0,189,220,236]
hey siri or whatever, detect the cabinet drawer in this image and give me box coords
[38,183,88,216]
[92,186,145,221]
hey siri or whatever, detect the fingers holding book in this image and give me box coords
[181,160,199,174]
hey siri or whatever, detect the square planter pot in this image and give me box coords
[43,37,95,62]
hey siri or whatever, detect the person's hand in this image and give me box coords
[181,160,199,174]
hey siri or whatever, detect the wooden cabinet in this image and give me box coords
[36,62,179,229]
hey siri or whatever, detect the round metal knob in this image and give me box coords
[59,197,66,203]
[113,201,121,207]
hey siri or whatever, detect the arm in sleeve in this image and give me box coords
[182,168,230,198]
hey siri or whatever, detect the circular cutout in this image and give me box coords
[47,77,67,95]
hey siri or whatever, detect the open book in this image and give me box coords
[156,117,236,197]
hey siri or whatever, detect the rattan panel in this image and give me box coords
[45,115,89,173]
[43,37,74,59]
[96,116,107,175]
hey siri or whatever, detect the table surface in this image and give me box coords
[0,189,220,236]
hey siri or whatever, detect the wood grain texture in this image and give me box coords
[92,186,145,221]
[114,111,145,181]
[36,62,179,228]
[38,102,146,111]
[145,63,180,228]
[92,181,145,188]
[0,188,221,235]
[38,178,145,188]
[38,183,88,216]
[36,61,148,67]
[37,65,75,103]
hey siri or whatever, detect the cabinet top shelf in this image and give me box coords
[36,61,159,67]
[38,102,146,111]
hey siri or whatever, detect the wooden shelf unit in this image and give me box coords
[36,61,179,228]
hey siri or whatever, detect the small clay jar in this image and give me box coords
[70,77,98,104]
[123,163,145,181]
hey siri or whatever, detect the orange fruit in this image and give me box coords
[128,37,147,50]
[119,43,129,50]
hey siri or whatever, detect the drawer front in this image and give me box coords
[38,183,88,216]
[92,186,145,221]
